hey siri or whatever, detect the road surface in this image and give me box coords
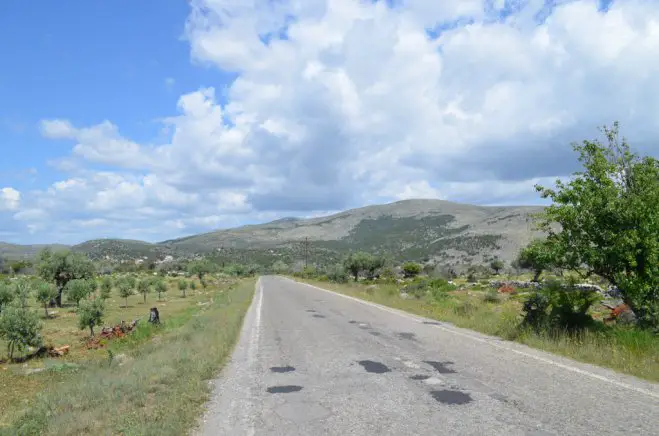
[197,276,659,435]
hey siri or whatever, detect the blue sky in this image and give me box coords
[0,0,657,244]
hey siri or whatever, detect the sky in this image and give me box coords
[1,0,658,245]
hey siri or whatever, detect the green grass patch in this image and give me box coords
[299,279,659,382]
[1,279,255,436]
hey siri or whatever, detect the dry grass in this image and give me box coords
[0,275,251,432]
[299,279,659,382]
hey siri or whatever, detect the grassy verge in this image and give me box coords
[298,279,659,382]
[1,278,255,436]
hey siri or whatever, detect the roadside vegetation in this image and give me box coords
[288,123,658,381]
[0,250,257,433]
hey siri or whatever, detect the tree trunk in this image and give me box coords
[9,342,14,360]
[125,297,128,308]
[90,324,94,337]
[532,270,542,283]
[55,288,63,307]
[143,294,146,303]
[44,303,49,319]
[182,289,186,298]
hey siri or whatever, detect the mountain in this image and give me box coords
[1,199,547,266]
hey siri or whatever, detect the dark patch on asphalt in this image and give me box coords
[369,331,382,336]
[430,390,472,405]
[397,332,416,341]
[270,366,296,373]
[267,385,303,394]
[424,360,457,374]
[409,374,431,380]
[306,309,316,313]
[348,320,358,324]
[358,360,391,374]
[358,324,371,330]
[312,314,326,318]
[423,321,441,325]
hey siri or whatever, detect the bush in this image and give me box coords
[521,279,599,331]
[0,306,43,360]
[453,300,478,317]
[327,264,349,283]
[483,290,502,303]
[402,262,421,278]
[0,281,15,313]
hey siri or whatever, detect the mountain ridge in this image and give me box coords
[1,199,547,266]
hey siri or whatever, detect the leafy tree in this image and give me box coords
[100,277,113,300]
[190,281,197,292]
[402,262,421,278]
[9,260,32,275]
[117,279,133,308]
[155,280,167,300]
[137,279,151,303]
[66,279,92,307]
[13,278,31,308]
[272,260,289,275]
[0,282,14,313]
[187,259,215,283]
[490,259,505,275]
[37,248,95,307]
[178,279,188,298]
[78,298,105,337]
[535,122,659,327]
[36,281,58,318]
[365,255,386,280]
[343,252,373,282]
[126,275,137,289]
[516,239,556,282]
[0,306,42,360]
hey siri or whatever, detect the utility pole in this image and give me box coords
[303,237,310,269]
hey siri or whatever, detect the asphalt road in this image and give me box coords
[197,276,659,435]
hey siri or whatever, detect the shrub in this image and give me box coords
[522,292,550,330]
[379,266,397,283]
[0,281,14,313]
[453,300,478,317]
[327,264,349,283]
[402,262,421,278]
[13,278,31,308]
[0,306,42,360]
[483,290,502,303]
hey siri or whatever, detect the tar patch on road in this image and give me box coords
[397,332,416,341]
[410,374,430,380]
[369,331,382,336]
[267,385,304,394]
[423,321,441,325]
[358,360,391,374]
[430,390,472,405]
[306,309,316,313]
[424,360,457,374]
[348,320,358,324]
[312,314,326,318]
[270,366,296,373]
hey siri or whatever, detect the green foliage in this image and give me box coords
[516,239,556,282]
[13,278,31,308]
[326,264,349,283]
[190,281,197,291]
[117,279,133,307]
[37,248,95,307]
[271,260,289,274]
[137,279,151,303]
[100,276,113,300]
[534,122,659,328]
[0,305,42,360]
[522,279,599,331]
[155,280,167,300]
[343,251,374,281]
[490,259,505,275]
[78,298,105,337]
[401,262,421,278]
[66,279,92,307]
[483,290,502,303]
[379,266,397,283]
[0,281,14,313]
[403,277,455,300]
[178,279,188,298]
[35,280,58,318]
[187,259,216,281]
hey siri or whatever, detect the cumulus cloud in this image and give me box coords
[0,188,20,211]
[5,0,659,243]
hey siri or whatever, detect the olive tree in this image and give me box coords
[78,298,105,337]
[117,279,133,308]
[0,306,42,360]
[535,122,659,328]
[66,279,92,307]
[137,279,151,303]
[100,276,113,300]
[37,249,95,307]
[178,279,188,298]
[0,282,14,313]
[490,259,505,275]
[36,281,58,318]
[155,280,167,301]
[187,259,215,283]
[343,252,372,282]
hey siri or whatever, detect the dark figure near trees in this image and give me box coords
[148,307,160,324]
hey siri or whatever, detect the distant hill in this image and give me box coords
[0,242,69,261]
[1,199,547,267]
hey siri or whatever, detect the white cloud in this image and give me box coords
[0,188,21,211]
[5,0,658,243]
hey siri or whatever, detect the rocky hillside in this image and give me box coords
[2,199,547,266]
